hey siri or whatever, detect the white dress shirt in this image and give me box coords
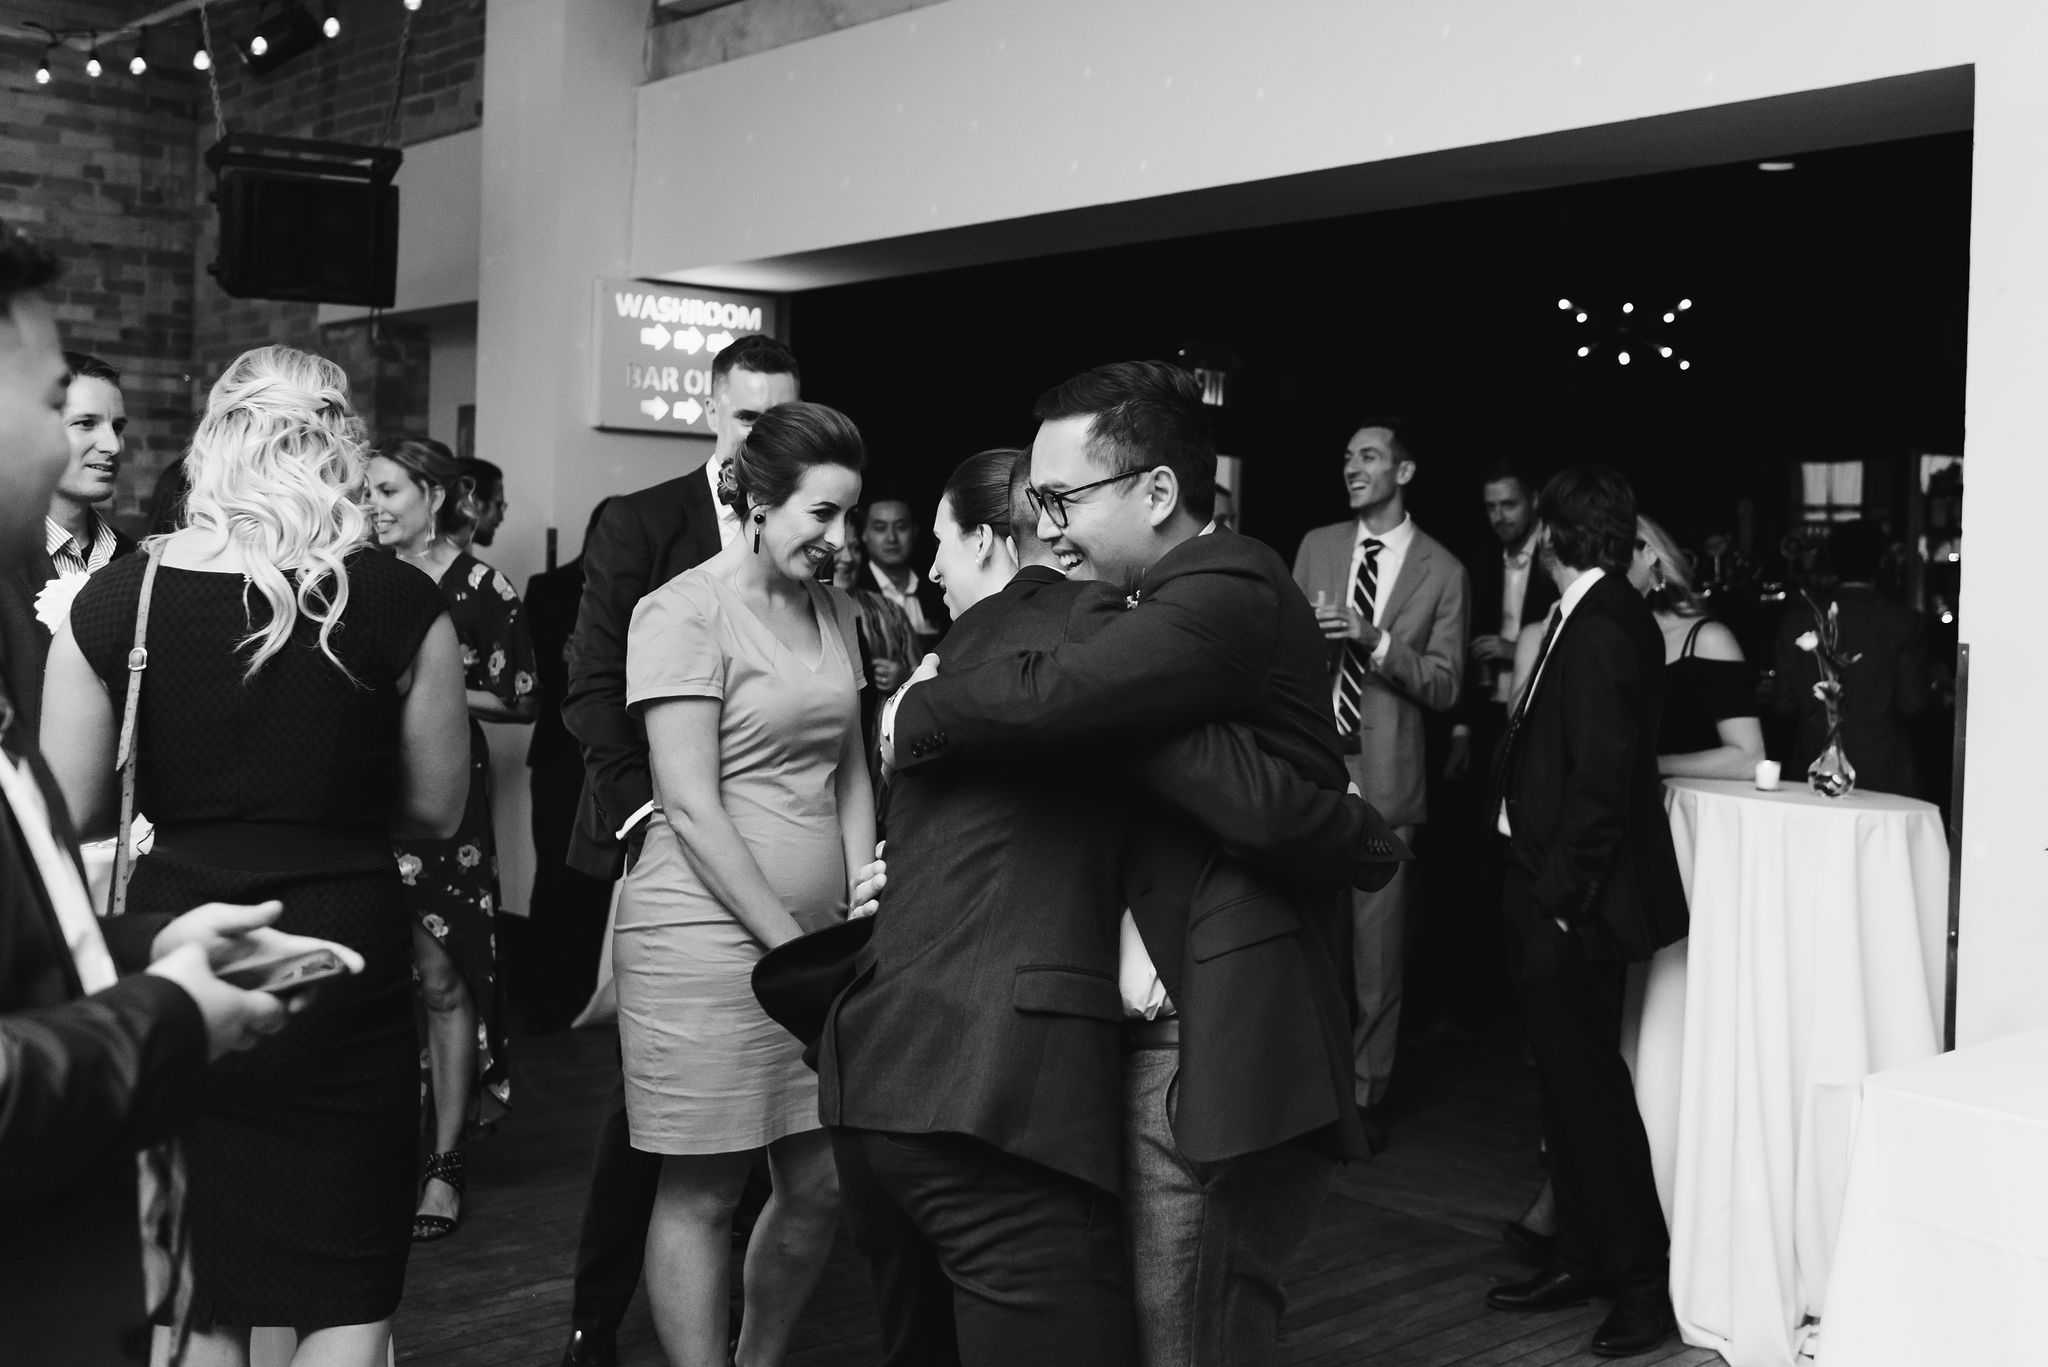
[1497,566,1604,838]
[1493,540,1536,705]
[867,561,936,637]
[45,512,121,580]
[0,752,117,992]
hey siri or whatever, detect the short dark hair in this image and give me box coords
[1827,519,1890,583]
[711,334,800,391]
[457,456,504,497]
[0,228,61,314]
[722,401,865,518]
[941,447,1023,540]
[1353,416,1419,466]
[1033,360,1216,524]
[378,435,474,538]
[1478,458,1532,494]
[1539,464,1638,573]
[62,351,120,387]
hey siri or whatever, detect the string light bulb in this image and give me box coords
[323,5,340,38]
[192,38,211,70]
[130,47,148,74]
[1556,298,1572,310]
[1618,351,1631,366]
[404,0,423,10]
[35,45,53,83]
[1577,346,1591,358]
[1575,311,1587,323]
[85,33,103,77]
[250,34,269,55]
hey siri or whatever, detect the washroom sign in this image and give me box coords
[593,279,783,435]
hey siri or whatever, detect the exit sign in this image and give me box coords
[593,279,783,435]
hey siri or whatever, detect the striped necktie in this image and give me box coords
[1333,538,1383,736]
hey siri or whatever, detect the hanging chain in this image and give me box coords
[195,0,227,141]
[377,9,418,147]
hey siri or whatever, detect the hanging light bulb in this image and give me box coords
[1622,301,1635,314]
[1618,351,1632,366]
[86,47,102,77]
[192,33,212,70]
[1575,311,1587,323]
[250,33,269,56]
[1659,346,1673,358]
[1678,360,1691,371]
[1577,346,1591,358]
[1662,311,1676,323]
[1678,298,1693,310]
[323,5,341,39]
[130,46,148,75]
[404,0,423,10]
[1557,298,1572,310]
[35,45,53,84]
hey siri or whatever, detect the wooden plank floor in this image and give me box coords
[395,1026,1723,1367]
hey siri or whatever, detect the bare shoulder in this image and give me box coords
[1690,618,1746,662]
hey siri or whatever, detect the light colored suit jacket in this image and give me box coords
[1292,520,1469,826]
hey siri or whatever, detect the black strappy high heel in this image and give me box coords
[411,1150,465,1242]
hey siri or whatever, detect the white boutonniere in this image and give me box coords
[33,571,91,633]
[1125,591,1142,610]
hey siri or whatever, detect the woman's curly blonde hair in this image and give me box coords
[175,345,371,680]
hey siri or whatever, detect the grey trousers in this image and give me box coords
[1350,823,1418,1106]
[1123,1047,1335,1367]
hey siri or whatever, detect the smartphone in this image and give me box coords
[220,946,351,995]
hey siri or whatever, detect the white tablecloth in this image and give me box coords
[1820,1026,2048,1366]
[1630,779,1949,1367]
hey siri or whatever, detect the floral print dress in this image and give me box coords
[394,551,537,1120]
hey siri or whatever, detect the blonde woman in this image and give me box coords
[42,346,469,1367]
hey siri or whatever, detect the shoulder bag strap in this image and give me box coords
[109,543,161,918]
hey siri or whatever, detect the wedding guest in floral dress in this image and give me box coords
[369,436,538,1242]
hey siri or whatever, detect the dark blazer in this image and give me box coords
[892,529,1373,1164]
[1457,540,1558,731]
[911,575,952,648]
[525,555,587,774]
[0,526,138,740]
[562,469,723,879]
[0,726,207,1363]
[1771,586,1933,799]
[823,566,1404,1193]
[1494,571,1689,962]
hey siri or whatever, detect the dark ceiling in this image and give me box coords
[790,131,1971,567]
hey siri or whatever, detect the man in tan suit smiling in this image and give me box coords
[1292,418,1468,1149]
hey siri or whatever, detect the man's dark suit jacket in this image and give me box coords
[563,470,723,880]
[0,526,139,740]
[0,726,206,1362]
[526,555,587,777]
[1494,572,1689,962]
[1771,585,1933,799]
[1456,541,1558,732]
[891,529,1373,1165]
[823,565,1404,1193]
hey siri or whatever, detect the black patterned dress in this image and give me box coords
[393,551,536,1119]
[70,550,447,1328]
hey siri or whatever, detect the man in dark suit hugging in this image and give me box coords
[882,362,1381,1367]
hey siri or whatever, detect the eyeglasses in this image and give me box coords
[1024,469,1145,529]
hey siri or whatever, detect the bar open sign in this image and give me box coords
[593,278,782,434]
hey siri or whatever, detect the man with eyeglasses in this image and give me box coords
[885,360,1372,1367]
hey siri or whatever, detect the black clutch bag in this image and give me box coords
[751,916,876,1061]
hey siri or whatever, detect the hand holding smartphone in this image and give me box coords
[218,936,365,995]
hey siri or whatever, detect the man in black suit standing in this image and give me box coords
[520,499,614,1033]
[887,362,1372,1367]
[1485,465,1689,1358]
[556,334,800,1367]
[824,454,1405,1365]
[860,497,952,652]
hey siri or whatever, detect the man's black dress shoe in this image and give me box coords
[1485,1266,1607,1312]
[1590,1288,1677,1357]
[560,1323,617,1367]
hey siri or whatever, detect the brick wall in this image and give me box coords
[0,0,485,531]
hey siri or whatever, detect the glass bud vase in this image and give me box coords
[1807,715,1857,798]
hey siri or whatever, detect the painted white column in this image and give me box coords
[474,0,713,917]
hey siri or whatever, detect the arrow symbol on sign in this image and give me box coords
[706,330,734,353]
[676,398,704,424]
[640,323,672,349]
[639,396,670,421]
[675,326,705,355]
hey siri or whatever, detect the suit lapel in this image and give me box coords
[1376,534,1430,627]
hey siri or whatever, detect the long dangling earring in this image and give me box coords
[753,512,765,554]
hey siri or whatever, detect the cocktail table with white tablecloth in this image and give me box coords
[1628,779,1950,1367]
[1819,1025,2048,1366]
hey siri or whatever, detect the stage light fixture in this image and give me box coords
[240,3,322,76]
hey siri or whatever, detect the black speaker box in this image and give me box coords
[207,135,403,308]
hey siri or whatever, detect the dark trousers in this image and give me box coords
[831,1127,1136,1367]
[1422,704,1516,1034]
[1502,867,1669,1292]
[569,1064,663,1327]
[526,758,615,1028]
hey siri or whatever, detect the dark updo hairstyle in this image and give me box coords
[378,435,475,538]
[941,447,1024,539]
[718,402,865,520]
